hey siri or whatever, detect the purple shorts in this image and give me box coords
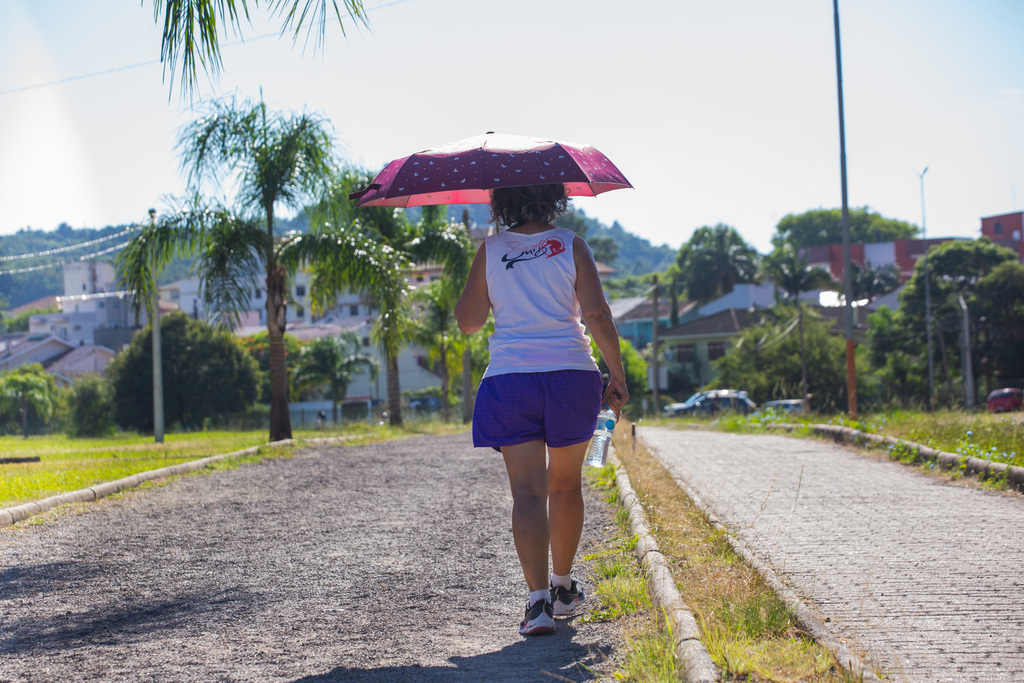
[472,370,603,451]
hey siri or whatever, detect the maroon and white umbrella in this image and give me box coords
[350,132,632,207]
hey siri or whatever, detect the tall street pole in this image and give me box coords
[651,274,660,417]
[833,0,857,419]
[917,167,935,409]
[149,209,165,443]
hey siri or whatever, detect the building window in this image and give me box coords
[82,283,87,291]
[362,336,370,347]
[170,290,180,300]
[708,341,726,361]
[296,305,305,318]
[994,221,1003,235]
[255,289,262,299]
[296,285,306,297]
[98,301,105,308]
[674,344,696,362]
[350,304,359,316]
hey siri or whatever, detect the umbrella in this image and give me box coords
[349,131,632,207]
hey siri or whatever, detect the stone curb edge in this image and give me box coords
[1,435,356,529]
[610,447,719,683]
[768,423,1024,491]
[633,432,882,682]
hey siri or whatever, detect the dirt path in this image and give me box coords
[640,426,1024,682]
[0,433,620,682]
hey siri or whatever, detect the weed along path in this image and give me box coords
[639,425,1024,682]
[0,433,619,682]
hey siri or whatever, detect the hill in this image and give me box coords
[0,210,675,309]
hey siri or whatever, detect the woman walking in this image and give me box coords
[455,183,629,636]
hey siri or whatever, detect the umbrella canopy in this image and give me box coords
[350,132,632,207]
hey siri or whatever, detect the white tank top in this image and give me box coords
[482,226,599,379]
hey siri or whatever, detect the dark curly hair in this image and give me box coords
[489,184,571,229]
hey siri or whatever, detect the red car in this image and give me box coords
[986,388,1023,413]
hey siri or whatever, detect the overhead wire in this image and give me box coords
[0,240,133,276]
[0,226,137,262]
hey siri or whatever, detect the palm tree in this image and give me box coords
[291,171,474,426]
[118,96,337,442]
[763,243,835,409]
[409,281,461,422]
[150,1,369,98]
[676,224,759,304]
[293,332,378,423]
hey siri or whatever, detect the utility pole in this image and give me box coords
[149,209,165,443]
[958,294,975,410]
[651,274,660,416]
[917,167,935,410]
[833,0,857,419]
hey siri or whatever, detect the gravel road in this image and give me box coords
[640,426,1024,682]
[0,433,620,682]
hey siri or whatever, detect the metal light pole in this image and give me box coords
[149,209,165,443]
[916,167,935,409]
[958,294,975,410]
[833,0,857,418]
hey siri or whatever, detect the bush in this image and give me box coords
[66,373,116,437]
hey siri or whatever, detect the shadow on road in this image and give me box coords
[290,625,613,682]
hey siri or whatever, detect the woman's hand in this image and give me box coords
[603,378,629,417]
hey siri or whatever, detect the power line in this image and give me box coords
[0,0,412,98]
[0,227,137,262]
[0,240,131,276]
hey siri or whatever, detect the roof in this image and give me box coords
[660,308,753,339]
[8,295,61,315]
[46,344,116,381]
[616,298,677,322]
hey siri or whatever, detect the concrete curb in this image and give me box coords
[769,423,1024,491]
[1,435,357,529]
[610,448,719,683]
[634,432,882,682]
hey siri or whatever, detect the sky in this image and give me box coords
[1,0,1022,254]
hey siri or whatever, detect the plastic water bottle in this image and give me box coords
[585,406,617,467]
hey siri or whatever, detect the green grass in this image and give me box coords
[611,424,854,681]
[659,408,1024,468]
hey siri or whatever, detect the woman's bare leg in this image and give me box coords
[501,440,549,591]
[546,442,588,577]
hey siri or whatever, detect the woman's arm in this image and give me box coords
[573,235,629,414]
[455,242,490,334]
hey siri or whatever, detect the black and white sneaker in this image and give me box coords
[550,580,586,617]
[519,599,555,636]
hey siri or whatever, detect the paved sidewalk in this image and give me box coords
[640,426,1024,682]
[0,433,618,682]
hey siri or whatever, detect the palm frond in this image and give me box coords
[195,214,267,328]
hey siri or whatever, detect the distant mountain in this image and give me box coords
[0,209,676,309]
[421,205,676,277]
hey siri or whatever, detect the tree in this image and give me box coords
[773,207,918,249]
[292,171,473,427]
[590,337,648,416]
[866,306,928,407]
[899,238,1017,404]
[0,364,58,438]
[239,330,304,403]
[763,244,836,408]
[712,305,847,411]
[118,96,337,441]
[107,313,260,432]
[293,332,378,423]
[848,261,901,302]
[676,224,759,304]
[149,0,369,98]
[66,373,117,437]
[971,261,1024,390]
